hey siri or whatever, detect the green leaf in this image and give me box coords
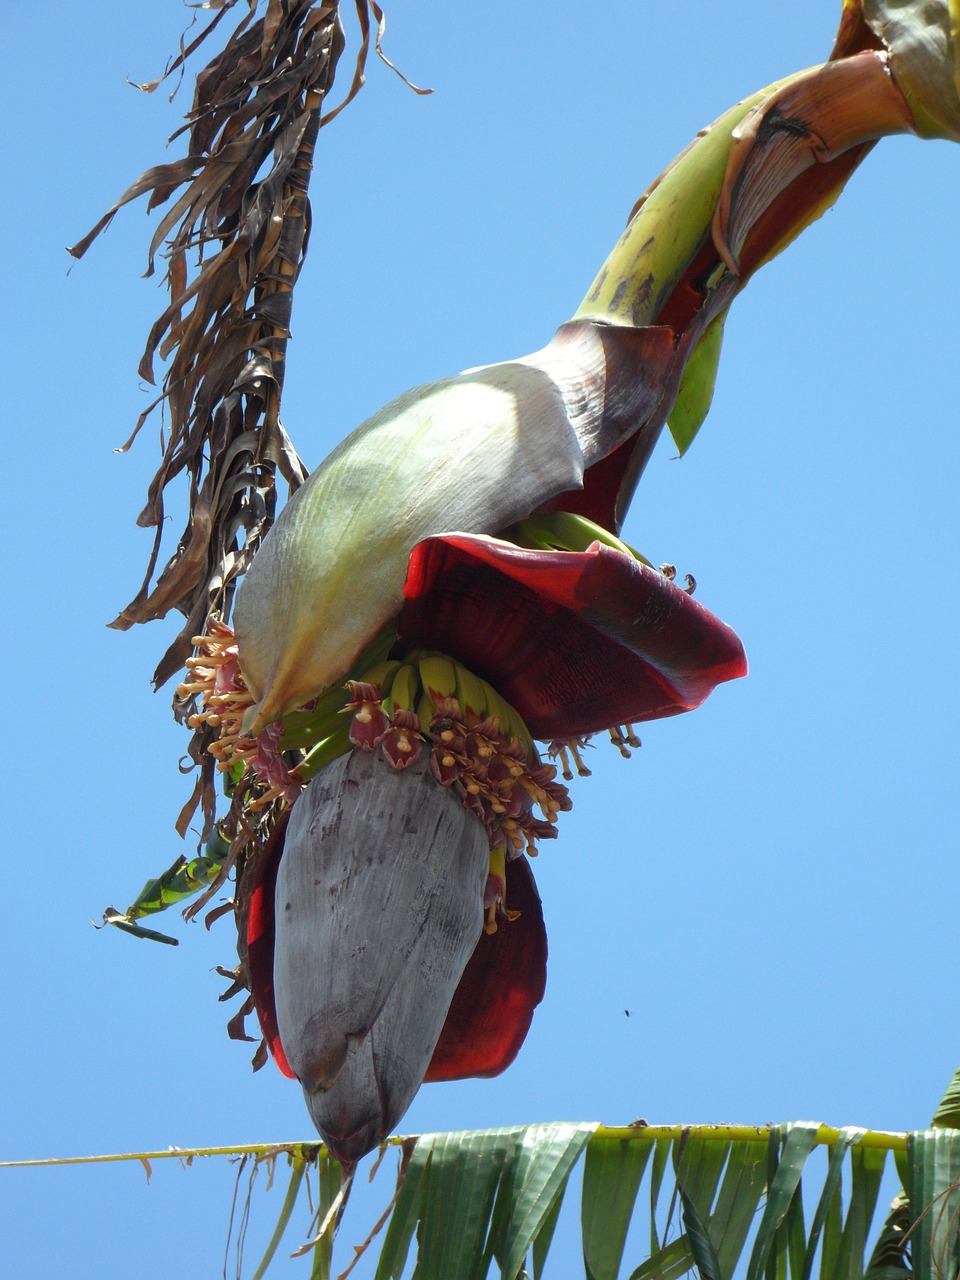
[675,1135,730,1218]
[532,1173,568,1279]
[864,1192,911,1280]
[250,1157,306,1280]
[710,1142,769,1280]
[374,1141,432,1280]
[746,1124,821,1280]
[650,1138,673,1255]
[309,1154,343,1280]
[832,1145,886,1280]
[821,1158,844,1280]
[628,1233,695,1280]
[783,1178,806,1280]
[414,1128,517,1280]
[798,1129,852,1280]
[931,1066,960,1130]
[906,1128,960,1280]
[499,1123,597,1280]
[667,311,727,455]
[582,1136,654,1280]
[680,1188,723,1280]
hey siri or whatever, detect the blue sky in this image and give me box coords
[3,2,958,1276]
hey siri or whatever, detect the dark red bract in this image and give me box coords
[398,533,747,741]
[247,811,295,1080]
[425,855,547,1081]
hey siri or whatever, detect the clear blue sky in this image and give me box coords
[3,3,958,1276]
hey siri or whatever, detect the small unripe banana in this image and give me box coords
[454,664,490,722]
[383,662,421,717]
[417,653,459,702]
[358,659,401,695]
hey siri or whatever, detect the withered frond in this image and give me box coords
[69,1,409,691]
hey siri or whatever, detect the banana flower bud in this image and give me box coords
[251,748,489,1166]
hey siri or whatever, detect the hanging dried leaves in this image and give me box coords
[69,0,416,693]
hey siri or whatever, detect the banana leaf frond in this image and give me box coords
[12,1101,960,1280]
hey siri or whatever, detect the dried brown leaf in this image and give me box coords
[74,3,354,715]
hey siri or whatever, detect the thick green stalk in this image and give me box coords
[574,71,810,328]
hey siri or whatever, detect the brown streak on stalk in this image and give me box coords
[714,53,915,273]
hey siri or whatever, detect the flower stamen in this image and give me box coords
[176,620,301,807]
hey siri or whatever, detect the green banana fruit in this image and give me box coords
[279,683,355,754]
[415,690,436,731]
[508,511,649,564]
[482,682,534,759]
[454,664,490,722]
[417,653,459,703]
[383,662,422,718]
[279,633,398,754]
[358,659,401,697]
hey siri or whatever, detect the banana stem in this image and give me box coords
[575,53,915,330]
[574,71,810,327]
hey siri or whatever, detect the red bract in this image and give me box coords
[248,533,745,1091]
[246,811,295,1080]
[397,533,747,741]
[425,855,546,1081]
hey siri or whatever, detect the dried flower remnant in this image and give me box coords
[177,622,300,811]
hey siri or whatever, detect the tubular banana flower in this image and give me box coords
[246,759,549,1163]
[175,3,960,1165]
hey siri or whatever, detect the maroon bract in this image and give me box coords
[398,533,748,741]
[425,855,547,1082]
[246,810,295,1080]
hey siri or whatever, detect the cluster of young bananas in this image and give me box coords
[380,652,533,754]
[326,651,573,866]
[179,620,575,882]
